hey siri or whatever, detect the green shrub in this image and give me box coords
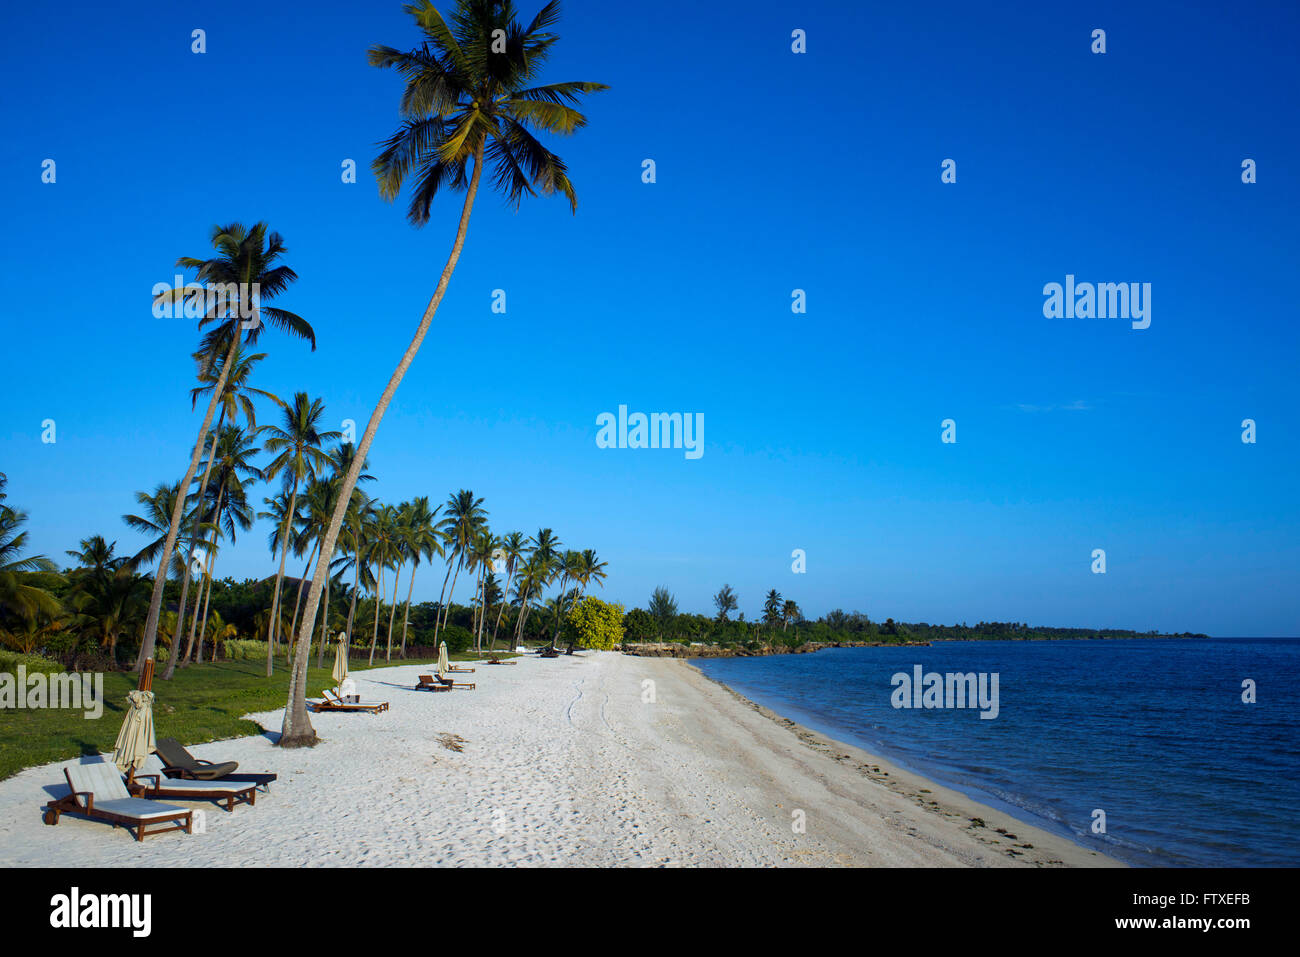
[0,651,64,677]
[564,596,625,650]
[222,639,269,661]
[622,607,656,643]
[440,624,473,654]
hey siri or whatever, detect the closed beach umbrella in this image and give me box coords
[332,632,349,689]
[437,641,449,678]
[111,689,156,777]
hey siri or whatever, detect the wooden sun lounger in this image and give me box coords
[431,673,476,690]
[130,757,258,811]
[415,674,454,692]
[154,737,277,791]
[485,656,516,665]
[42,756,192,841]
[313,689,389,713]
[444,664,475,673]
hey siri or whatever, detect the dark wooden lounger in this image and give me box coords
[153,737,278,791]
[415,674,454,692]
[312,689,389,713]
[427,673,476,690]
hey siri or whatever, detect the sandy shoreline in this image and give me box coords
[0,652,1120,867]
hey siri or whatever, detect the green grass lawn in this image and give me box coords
[0,651,510,781]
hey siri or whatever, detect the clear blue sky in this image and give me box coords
[2,0,1297,636]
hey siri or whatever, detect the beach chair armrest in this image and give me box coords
[71,790,94,812]
[135,773,161,788]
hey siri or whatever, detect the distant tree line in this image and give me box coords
[619,585,1208,648]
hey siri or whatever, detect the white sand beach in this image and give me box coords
[0,652,1119,867]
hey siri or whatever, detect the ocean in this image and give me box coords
[694,637,1300,867]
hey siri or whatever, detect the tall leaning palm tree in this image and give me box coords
[281,0,606,747]
[137,222,313,670]
[260,393,339,675]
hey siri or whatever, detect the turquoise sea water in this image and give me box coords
[694,638,1300,867]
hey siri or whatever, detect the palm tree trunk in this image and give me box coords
[280,144,484,747]
[400,564,417,657]
[190,492,224,665]
[385,564,401,662]
[490,565,513,652]
[513,583,531,645]
[286,542,318,664]
[473,566,483,657]
[431,558,454,645]
[153,406,226,677]
[346,550,361,639]
[443,557,462,635]
[368,563,384,666]
[550,574,570,649]
[193,560,216,662]
[316,571,331,668]
[265,478,299,677]
[171,482,224,675]
[137,334,238,670]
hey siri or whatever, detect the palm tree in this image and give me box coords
[123,480,206,676]
[365,505,403,665]
[510,553,545,647]
[466,526,499,653]
[284,477,334,663]
[65,538,143,662]
[713,584,738,623]
[398,496,442,656]
[260,392,339,675]
[514,528,559,646]
[66,535,123,575]
[0,475,60,630]
[556,548,606,653]
[189,471,255,667]
[488,530,526,651]
[382,504,410,662]
[763,589,784,630]
[433,489,487,644]
[338,493,378,652]
[138,222,313,671]
[122,482,191,571]
[578,549,607,595]
[316,444,375,667]
[176,424,260,673]
[782,599,800,632]
[281,0,606,747]
[547,549,584,650]
[158,346,282,672]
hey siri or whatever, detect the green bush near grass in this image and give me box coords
[0,651,64,677]
[222,639,268,661]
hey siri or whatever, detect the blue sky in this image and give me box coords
[2,0,1297,636]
